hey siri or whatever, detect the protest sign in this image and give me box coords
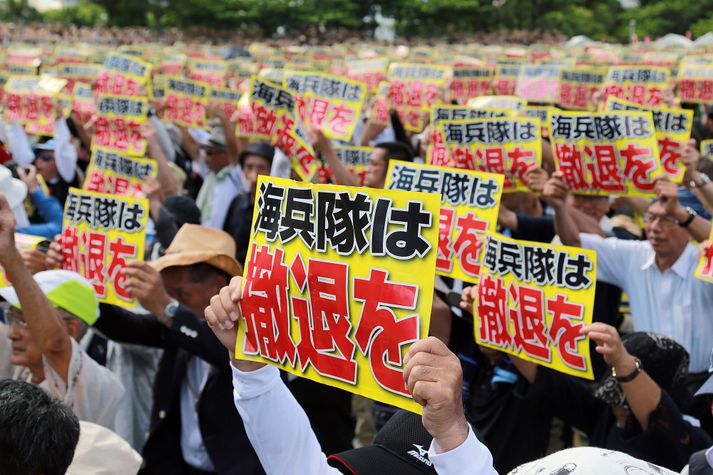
[323,145,373,185]
[71,82,95,125]
[548,110,664,196]
[601,66,670,107]
[677,64,713,104]
[94,94,149,157]
[475,233,596,380]
[84,147,157,197]
[368,81,392,127]
[515,64,562,104]
[209,87,241,122]
[695,231,713,284]
[604,97,693,183]
[701,139,713,158]
[0,234,50,288]
[96,52,152,97]
[56,62,101,84]
[3,75,67,136]
[346,57,388,94]
[494,63,520,96]
[236,176,440,413]
[163,77,210,128]
[438,116,542,191]
[387,63,450,132]
[249,77,319,181]
[61,188,148,307]
[284,70,367,142]
[188,58,228,87]
[558,67,605,110]
[450,65,494,103]
[386,160,503,283]
[427,105,512,167]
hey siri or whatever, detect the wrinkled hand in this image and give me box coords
[16,165,39,194]
[404,337,469,453]
[541,171,569,208]
[524,166,549,194]
[205,276,266,371]
[122,261,172,317]
[45,235,63,270]
[654,177,681,217]
[582,322,632,370]
[0,194,17,263]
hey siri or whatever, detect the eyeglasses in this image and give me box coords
[643,212,677,227]
[5,308,28,330]
[35,153,54,162]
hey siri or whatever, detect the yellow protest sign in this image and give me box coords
[329,145,373,185]
[84,147,157,197]
[467,95,526,110]
[678,63,713,104]
[61,188,148,308]
[548,110,664,197]
[236,176,440,413]
[695,233,713,284]
[516,64,562,104]
[387,63,451,132]
[94,94,149,157]
[283,70,367,142]
[209,87,241,122]
[249,77,319,181]
[428,105,513,168]
[494,63,521,96]
[450,65,494,104]
[385,160,503,283]
[188,58,228,87]
[601,66,671,108]
[438,116,542,191]
[345,56,389,94]
[475,233,596,380]
[97,52,153,97]
[163,77,210,128]
[56,62,101,83]
[604,97,693,183]
[558,67,605,110]
[71,82,95,125]
[0,234,50,288]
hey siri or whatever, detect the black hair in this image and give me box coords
[185,262,232,284]
[374,141,414,166]
[0,380,80,475]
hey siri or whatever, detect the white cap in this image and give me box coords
[0,164,28,209]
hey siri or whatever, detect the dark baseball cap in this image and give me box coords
[327,410,438,475]
[239,141,275,167]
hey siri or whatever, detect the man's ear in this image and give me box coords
[64,318,83,341]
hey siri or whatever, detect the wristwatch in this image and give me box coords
[611,357,642,383]
[690,173,711,189]
[160,299,179,323]
[677,206,697,228]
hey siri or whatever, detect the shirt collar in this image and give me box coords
[215,166,232,180]
[640,243,696,278]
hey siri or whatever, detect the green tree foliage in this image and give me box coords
[29,0,713,41]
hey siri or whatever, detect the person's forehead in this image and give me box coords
[647,201,666,214]
[369,148,387,162]
[243,154,271,167]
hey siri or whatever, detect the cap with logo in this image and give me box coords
[327,410,438,474]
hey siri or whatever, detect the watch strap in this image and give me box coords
[612,357,642,383]
[678,207,696,228]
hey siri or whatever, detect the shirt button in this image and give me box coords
[159,410,166,419]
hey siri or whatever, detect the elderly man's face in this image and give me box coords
[5,308,43,368]
[243,154,271,195]
[644,201,690,259]
[203,146,230,173]
[572,195,610,222]
[364,148,387,189]
[34,152,57,182]
[161,266,228,319]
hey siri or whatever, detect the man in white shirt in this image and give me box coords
[204,275,498,475]
[0,193,124,432]
[544,173,713,376]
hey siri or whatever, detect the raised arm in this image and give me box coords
[543,172,581,247]
[309,127,359,187]
[0,194,72,381]
[655,178,712,243]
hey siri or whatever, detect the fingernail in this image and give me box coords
[224,321,233,329]
[230,311,238,322]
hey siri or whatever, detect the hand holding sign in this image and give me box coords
[542,171,569,209]
[403,337,469,453]
[582,322,632,370]
[205,275,267,373]
[0,194,17,262]
[122,261,172,317]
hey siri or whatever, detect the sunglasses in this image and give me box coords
[35,153,54,162]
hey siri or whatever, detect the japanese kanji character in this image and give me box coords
[547,293,586,370]
[556,143,588,192]
[292,259,357,383]
[509,284,551,361]
[61,226,80,272]
[354,269,419,396]
[240,244,297,365]
[497,241,523,279]
[477,275,512,349]
[437,207,455,273]
[523,245,556,286]
[390,164,418,191]
[587,144,624,193]
[255,182,285,241]
[81,231,107,298]
[279,188,315,248]
[316,191,372,255]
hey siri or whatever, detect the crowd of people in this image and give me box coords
[0,33,713,475]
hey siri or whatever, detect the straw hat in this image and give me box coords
[151,223,243,277]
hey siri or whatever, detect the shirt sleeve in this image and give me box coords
[53,119,78,183]
[5,122,34,167]
[579,233,643,288]
[231,363,340,475]
[428,427,497,475]
[16,189,63,238]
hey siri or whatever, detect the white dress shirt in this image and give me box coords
[581,233,713,373]
[231,363,497,475]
